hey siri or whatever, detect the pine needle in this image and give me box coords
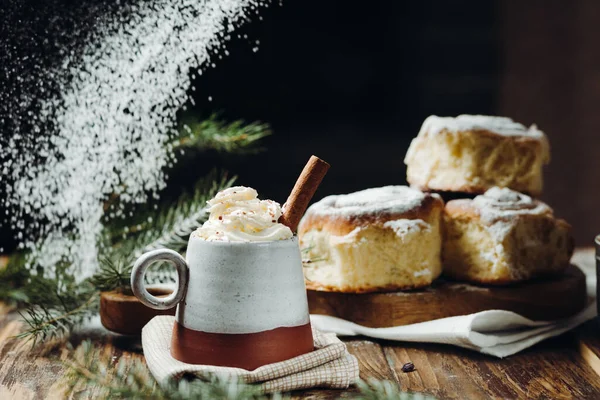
[105,169,235,261]
[64,340,284,400]
[17,289,99,346]
[13,171,234,343]
[3,112,266,346]
[61,342,436,399]
[95,170,235,289]
[177,113,272,155]
[90,258,132,293]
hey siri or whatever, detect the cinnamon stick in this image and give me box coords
[279,155,330,233]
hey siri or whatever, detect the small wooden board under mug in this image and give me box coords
[307,264,587,328]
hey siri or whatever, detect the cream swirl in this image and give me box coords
[194,186,293,242]
[474,187,536,210]
[473,187,552,223]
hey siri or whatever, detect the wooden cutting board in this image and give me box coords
[307,264,587,327]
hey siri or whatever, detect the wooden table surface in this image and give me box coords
[0,248,598,399]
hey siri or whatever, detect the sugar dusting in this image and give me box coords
[419,114,546,138]
[1,0,267,279]
[329,227,362,245]
[472,187,553,241]
[383,219,430,238]
[473,187,552,222]
[305,186,438,218]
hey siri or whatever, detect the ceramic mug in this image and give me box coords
[131,236,314,370]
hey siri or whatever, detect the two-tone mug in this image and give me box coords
[131,236,314,370]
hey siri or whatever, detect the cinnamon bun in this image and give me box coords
[298,186,444,293]
[443,187,574,284]
[404,115,550,196]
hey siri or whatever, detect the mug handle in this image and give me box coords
[131,248,189,310]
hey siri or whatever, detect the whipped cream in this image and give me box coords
[194,186,293,242]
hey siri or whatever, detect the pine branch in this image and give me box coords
[62,341,435,399]
[90,258,132,293]
[177,113,272,155]
[17,287,99,346]
[103,111,262,216]
[106,170,234,259]
[0,248,102,345]
[4,107,269,344]
[64,340,284,400]
[11,171,235,343]
[0,253,88,309]
[94,170,235,290]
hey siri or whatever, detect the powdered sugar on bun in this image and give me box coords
[443,187,573,284]
[304,186,439,219]
[473,187,552,224]
[449,187,555,242]
[298,186,444,292]
[419,115,545,138]
[383,219,431,237]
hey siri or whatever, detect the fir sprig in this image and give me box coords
[95,170,235,290]
[89,258,131,293]
[64,340,286,400]
[16,170,235,343]
[1,108,270,346]
[17,282,99,346]
[63,340,432,399]
[105,170,235,262]
[178,113,272,155]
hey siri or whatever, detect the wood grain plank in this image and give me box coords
[308,265,587,327]
[0,320,67,400]
[1,320,600,400]
[345,340,399,383]
[291,340,402,399]
[0,315,149,400]
[383,335,600,399]
[576,320,600,376]
[383,343,499,399]
[0,248,597,399]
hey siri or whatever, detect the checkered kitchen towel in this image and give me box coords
[142,316,359,393]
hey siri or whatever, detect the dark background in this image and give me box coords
[1,0,599,250]
[192,1,498,199]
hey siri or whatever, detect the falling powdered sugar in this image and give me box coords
[1,0,268,279]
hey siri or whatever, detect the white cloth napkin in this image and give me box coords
[311,272,598,358]
[310,302,596,358]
